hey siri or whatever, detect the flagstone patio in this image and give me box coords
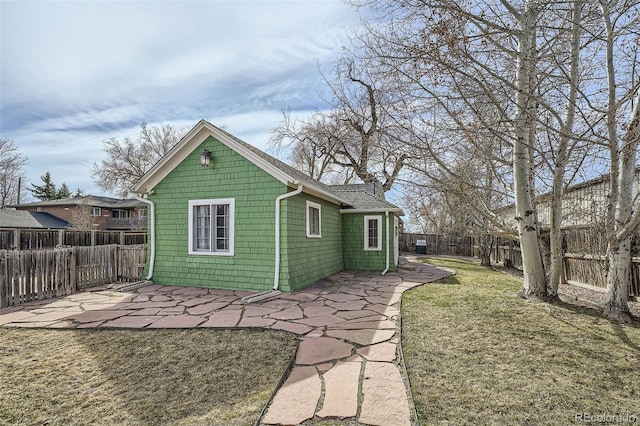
[0,255,453,426]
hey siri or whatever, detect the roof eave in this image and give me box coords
[340,208,405,216]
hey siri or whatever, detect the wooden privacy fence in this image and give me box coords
[398,233,475,257]
[400,230,639,299]
[0,229,147,250]
[0,244,147,308]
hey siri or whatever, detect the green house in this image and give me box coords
[132,120,403,294]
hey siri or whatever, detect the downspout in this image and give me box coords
[274,183,303,290]
[381,211,390,275]
[134,194,155,281]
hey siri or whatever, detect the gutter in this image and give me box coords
[241,182,303,303]
[133,194,156,281]
[381,211,390,275]
[274,183,303,290]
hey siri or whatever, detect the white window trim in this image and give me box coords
[364,215,383,251]
[306,201,322,238]
[91,207,101,217]
[188,198,235,256]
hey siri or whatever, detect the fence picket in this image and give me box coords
[0,244,146,308]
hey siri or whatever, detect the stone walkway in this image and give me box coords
[0,255,453,426]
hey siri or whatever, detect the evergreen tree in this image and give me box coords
[29,172,58,201]
[57,182,71,199]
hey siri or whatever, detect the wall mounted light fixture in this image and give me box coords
[200,149,212,167]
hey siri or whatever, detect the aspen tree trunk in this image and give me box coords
[514,0,547,300]
[548,0,583,301]
[599,0,639,322]
[604,89,639,322]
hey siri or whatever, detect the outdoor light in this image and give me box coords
[200,149,212,167]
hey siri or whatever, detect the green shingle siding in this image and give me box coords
[143,134,400,293]
[148,136,285,292]
[342,213,393,271]
[281,194,344,292]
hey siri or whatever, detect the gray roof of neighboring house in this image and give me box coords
[11,195,144,209]
[0,210,71,229]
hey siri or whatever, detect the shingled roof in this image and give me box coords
[11,195,144,209]
[330,186,404,214]
[133,119,403,214]
[0,210,71,229]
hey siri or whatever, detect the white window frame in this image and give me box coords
[188,198,235,256]
[364,215,382,251]
[91,207,101,217]
[306,201,322,238]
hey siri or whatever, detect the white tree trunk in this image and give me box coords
[514,0,547,300]
[604,236,633,322]
[599,0,639,322]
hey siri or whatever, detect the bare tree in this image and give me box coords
[0,138,28,208]
[71,200,94,231]
[271,58,409,191]
[93,122,186,197]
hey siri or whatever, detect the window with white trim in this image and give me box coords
[188,199,235,256]
[91,207,101,217]
[364,215,382,251]
[306,201,322,238]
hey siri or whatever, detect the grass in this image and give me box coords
[402,257,640,426]
[0,328,297,426]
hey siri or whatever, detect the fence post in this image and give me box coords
[1,250,7,308]
[70,247,77,293]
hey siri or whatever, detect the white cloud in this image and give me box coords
[0,0,361,197]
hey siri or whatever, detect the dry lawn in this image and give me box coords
[402,257,640,426]
[0,328,297,426]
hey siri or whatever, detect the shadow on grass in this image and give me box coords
[79,328,297,426]
[552,298,640,351]
[0,327,297,426]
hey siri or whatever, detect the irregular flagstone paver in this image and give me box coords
[271,321,312,335]
[0,255,455,426]
[186,301,230,315]
[296,337,354,365]
[322,293,363,303]
[367,304,400,317]
[325,329,396,346]
[326,301,368,311]
[242,306,281,317]
[329,319,397,330]
[200,310,241,327]
[357,342,397,362]
[262,366,321,425]
[268,306,303,320]
[238,316,276,327]
[67,310,135,323]
[130,308,162,316]
[0,311,37,326]
[334,309,380,320]
[317,361,361,419]
[293,315,344,327]
[360,362,411,426]
[101,315,159,328]
[148,315,204,328]
[302,305,337,317]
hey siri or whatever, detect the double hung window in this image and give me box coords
[189,199,235,255]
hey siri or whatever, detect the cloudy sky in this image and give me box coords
[1,0,363,198]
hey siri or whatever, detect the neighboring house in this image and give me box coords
[499,169,640,229]
[11,196,147,231]
[132,120,403,293]
[0,209,71,229]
